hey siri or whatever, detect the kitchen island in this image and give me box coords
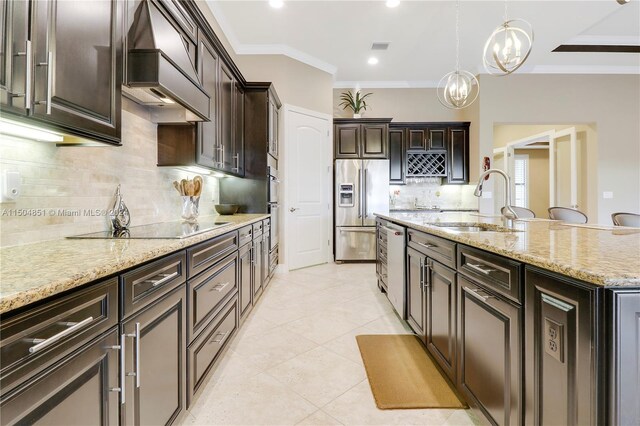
[375,212,640,426]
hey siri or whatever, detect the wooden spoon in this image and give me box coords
[180,179,188,196]
[173,181,182,195]
[193,176,203,196]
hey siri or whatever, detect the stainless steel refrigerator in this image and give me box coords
[335,159,390,261]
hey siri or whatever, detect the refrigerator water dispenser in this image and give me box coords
[339,184,354,207]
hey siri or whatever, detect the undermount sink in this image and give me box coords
[430,222,521,233]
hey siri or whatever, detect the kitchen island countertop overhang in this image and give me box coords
[0,214,270,314]
[375,212,640,288]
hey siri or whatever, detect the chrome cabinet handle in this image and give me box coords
[419,258,424,291]
[424,259,432,291]
[119,333,126,404]
[464,286,495,302]
[339,228,376,234]
[467,263,496,275]
[210,331,229,345]
[382,226,403,236]
[124,323,140,388]
[27,316,93,353]
[12,41,32,109]
[210,281,230,292]
[36,51,53,114]
[232,154,240,172]
[143,271,178,287]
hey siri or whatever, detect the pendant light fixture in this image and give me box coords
[437,0,479,109]
[483,0,534,75]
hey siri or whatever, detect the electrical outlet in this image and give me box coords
[603,191,613,199]
[1,170,21,203]
[544,318,564,363]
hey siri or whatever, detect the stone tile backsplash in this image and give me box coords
[0,103,220,247]
[390,178,478,210]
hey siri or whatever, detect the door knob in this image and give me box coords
[289,207,299,212]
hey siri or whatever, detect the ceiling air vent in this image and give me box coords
[371,42,390,51]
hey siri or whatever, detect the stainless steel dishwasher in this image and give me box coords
[384,223,406,318]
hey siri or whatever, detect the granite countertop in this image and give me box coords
[0,214,269,314]
[376,212,640,288]
[389,208,479,213]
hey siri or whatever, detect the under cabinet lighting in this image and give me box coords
[368,57,379,65]
[386,0,400,8]
[269,0,284,8]
[0,118,64,142]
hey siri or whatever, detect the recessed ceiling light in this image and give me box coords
[386,0,400,8]
[269,0,284,9]
[368,57,379,65]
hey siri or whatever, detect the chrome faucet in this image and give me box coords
[473,169,518,224]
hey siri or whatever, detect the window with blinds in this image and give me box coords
[514,155,528,208]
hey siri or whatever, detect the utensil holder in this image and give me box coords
[181,196,200,223]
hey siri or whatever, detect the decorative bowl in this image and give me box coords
[214,204,239,215]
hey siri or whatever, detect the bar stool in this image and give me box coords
[501,206,535,219]
[611,212,640,227]
[548,207,588,224]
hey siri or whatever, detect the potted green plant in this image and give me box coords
[339,90,373,118]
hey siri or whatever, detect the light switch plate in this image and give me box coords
[1,170,21,203]
[603,191,613,199]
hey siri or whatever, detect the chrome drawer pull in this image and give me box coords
[210,282,230,292]
[27,316,94,353]
[120,333,126,404]
[464,286,495,302]
[209,331,229,345]
[415,241,436,250]
[467,263,496,275]
[143,271,179,287]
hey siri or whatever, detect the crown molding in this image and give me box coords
[528,65,640,74]
[333,80,441,89]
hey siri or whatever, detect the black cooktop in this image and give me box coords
[67,219,231,239]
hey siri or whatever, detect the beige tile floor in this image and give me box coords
[181,262,479,426]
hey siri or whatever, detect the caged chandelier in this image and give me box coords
[437,0,479,109]
[483,0,534,75]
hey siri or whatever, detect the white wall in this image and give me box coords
[477,74,640,224]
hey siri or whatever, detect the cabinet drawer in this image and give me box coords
[253,221,263,238]
[187,296,238,404]
[408,230,456,269]
[121,251,186,318]
[458,245,523,304]
[188,252,238,342]
[238,225,253,248]
[188,231,238,278]
[263,218,271,231]
[0,278,118,394]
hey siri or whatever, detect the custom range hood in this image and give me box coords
[124,0,209,122]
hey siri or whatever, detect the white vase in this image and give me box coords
[353,113,361,119]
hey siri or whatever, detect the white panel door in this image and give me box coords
[286,108,330,270]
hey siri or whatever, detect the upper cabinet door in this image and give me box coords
[428,127,447,150]
[219,61,235,172]
[407,128,428,150]
[197,38,219,169]
[361,123,388,158]
[447,126,469,184]
[0,0,30,115]
[389,128,405,184]
[268,98,279,159]
[335,124,360,158]
[31,0,122,144]
[233,84,244,176]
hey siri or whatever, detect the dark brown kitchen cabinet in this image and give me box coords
[428,127,447,150]
[239,242,253,318]
[447,126,469,184]
[525,267,598,426]
[0,0,123,144]
[334,118,391,159]
[234,84,245,175]
[0,0,30,115]
[389,128,406,184]
[425,259,457,382]
[196,36,220,169]
[122,285,187,426]
[219,61,236,173]
[407,128,428,150]
[253,234,264,302]
[268,95,279,158]
[458,275,523,426]
[0,329,120,426]
[406,246,427,338]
